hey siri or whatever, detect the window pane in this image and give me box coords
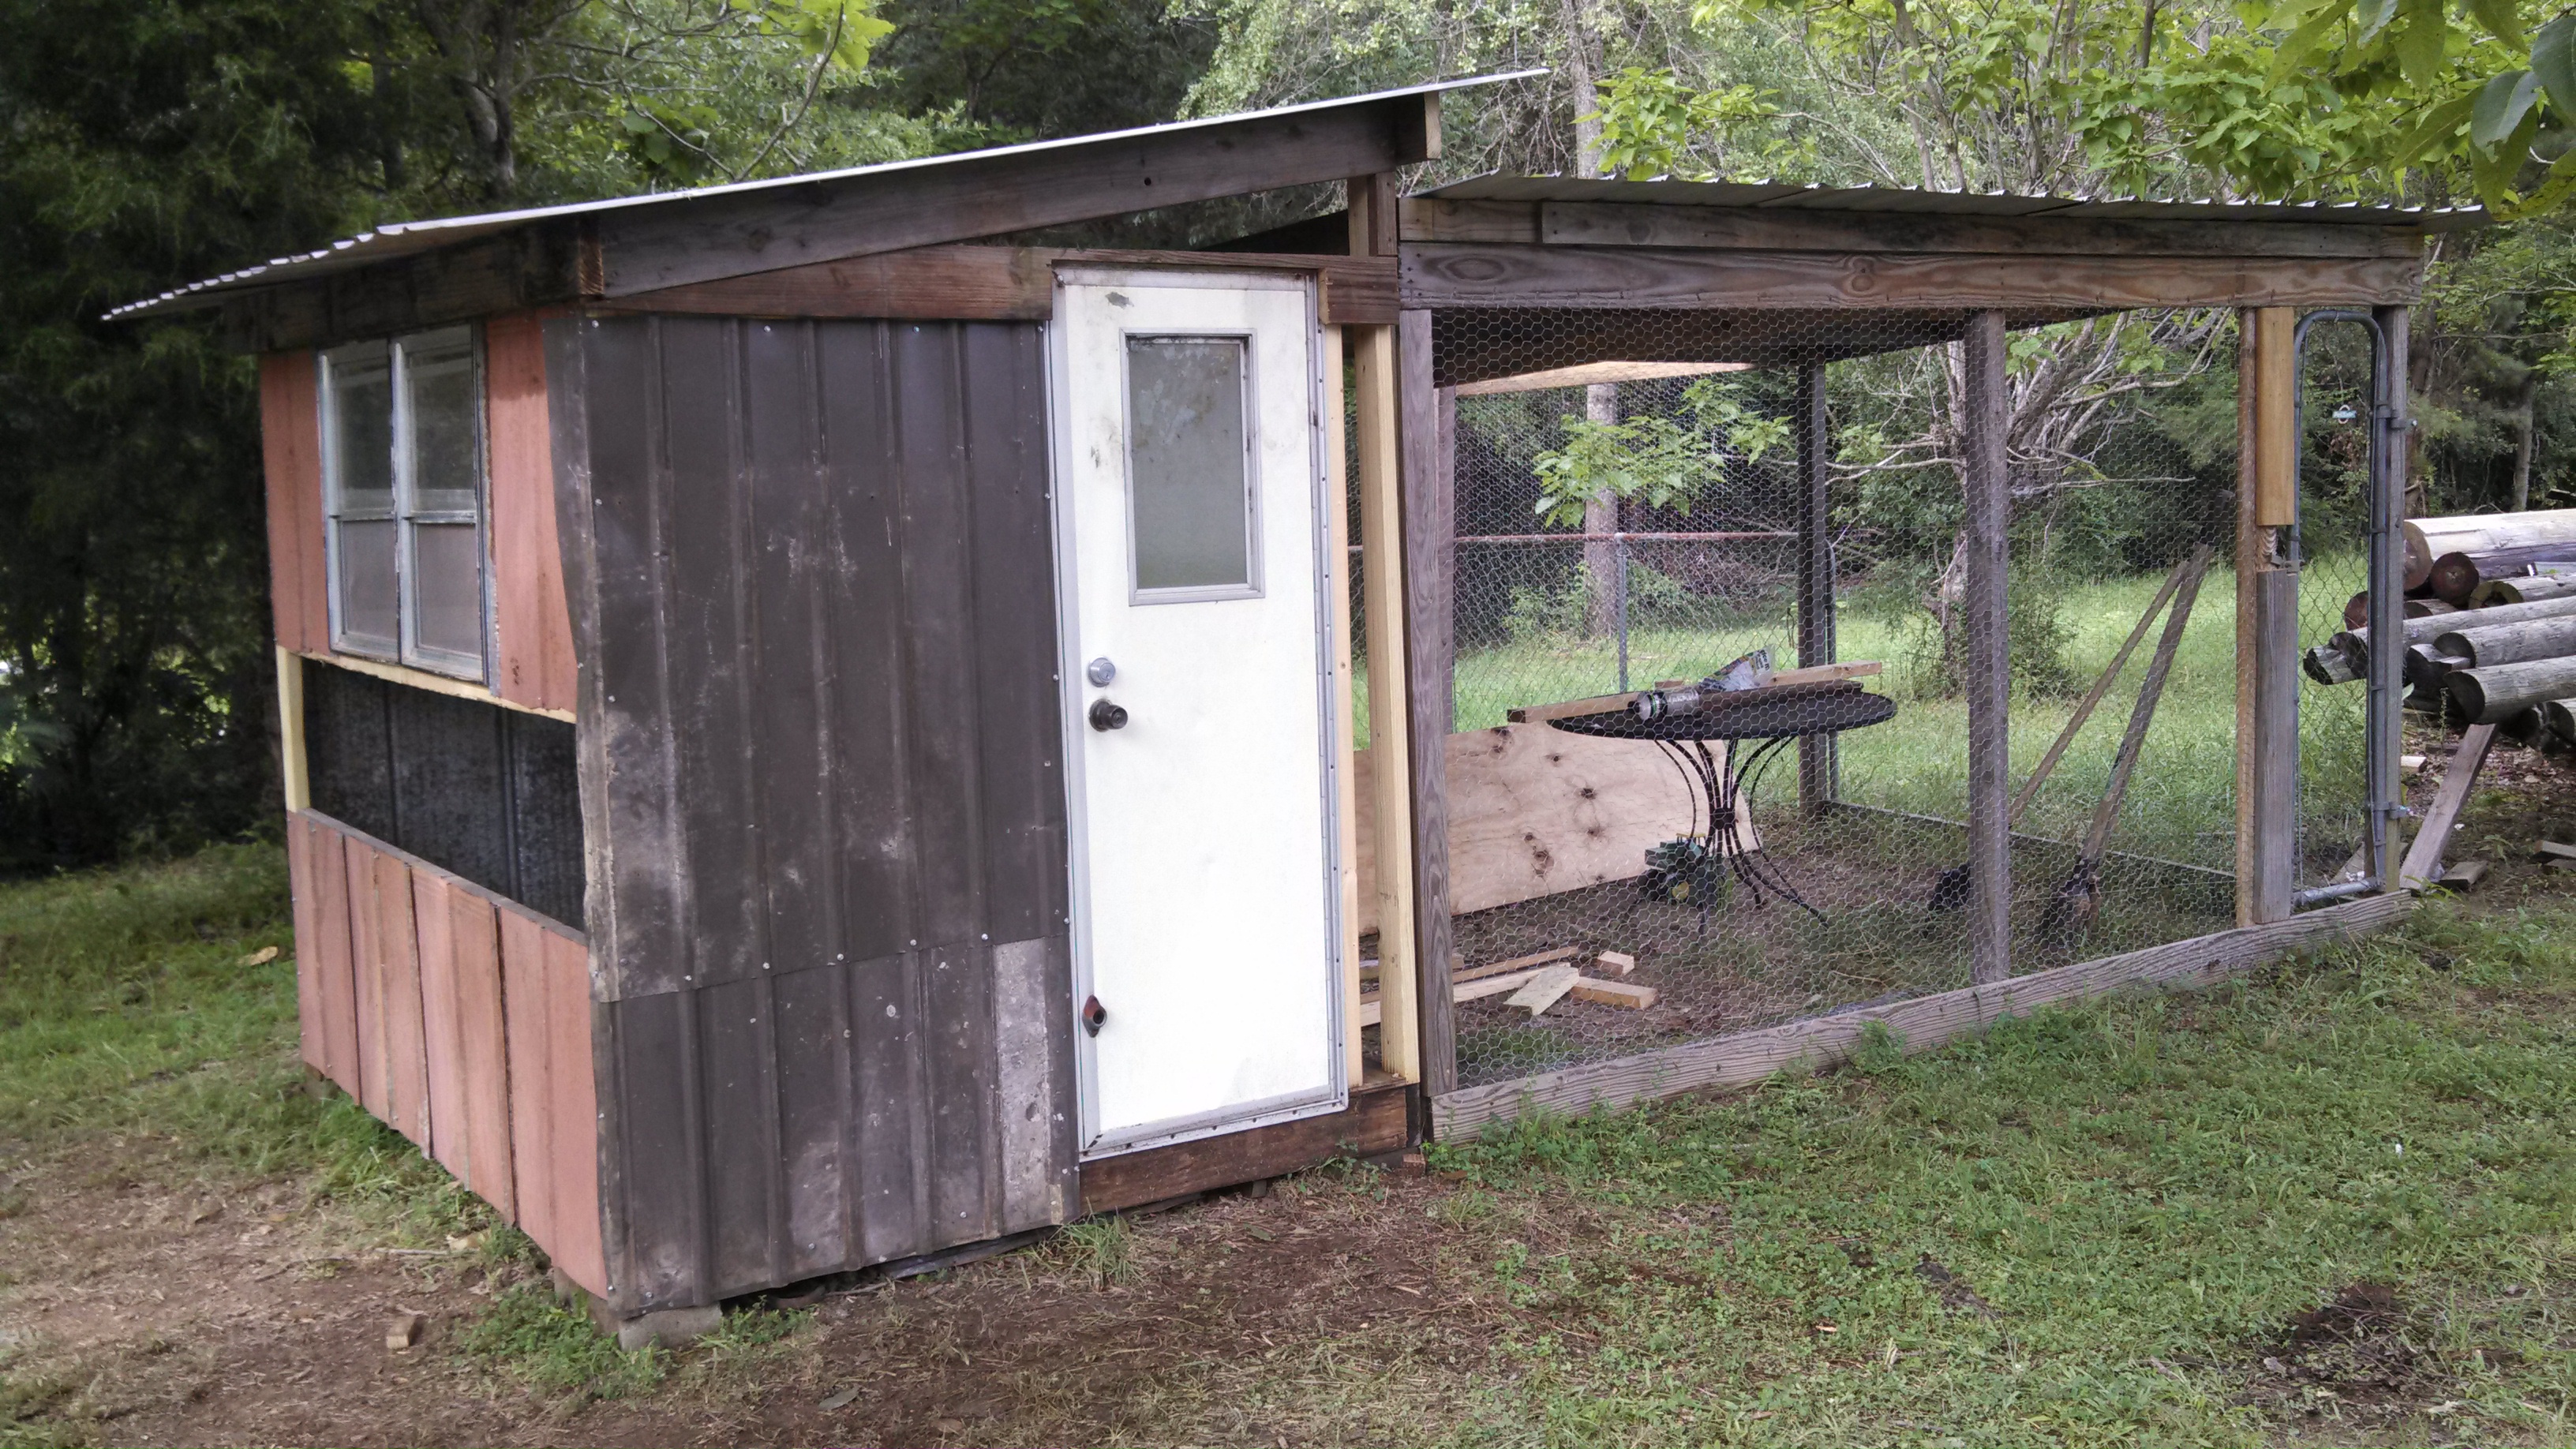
[335,518,399,653]
[326,345,393,516]
[1126,337,1252,593]
[401,329,480,515]
[410,522,485,665]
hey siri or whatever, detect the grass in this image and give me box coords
[1361,560,2372,875]
[0,843,477,1237]
[5,833,2574,1443]
[1413,900,2576,1444]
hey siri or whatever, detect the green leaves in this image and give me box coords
[2471,67,2541,150]
[2536,11,2576,117]
[1530,415,1711,530]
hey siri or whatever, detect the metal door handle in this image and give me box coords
[1088,698,1128,732]
[1081,995,1107,1035]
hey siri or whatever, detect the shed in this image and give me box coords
[118,72,2466,1335]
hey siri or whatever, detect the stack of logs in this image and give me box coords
[2307,507,2576,744]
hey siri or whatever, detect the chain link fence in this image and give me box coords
[1349,305,2368,1094]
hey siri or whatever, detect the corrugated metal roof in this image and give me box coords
[109,70,1541,321]
[1416,174,2488,229]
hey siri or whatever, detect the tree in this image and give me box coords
[0,0,385,867]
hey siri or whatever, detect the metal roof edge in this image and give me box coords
[107,69,1543,322]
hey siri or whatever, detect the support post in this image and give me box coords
[1795,363,1835,818]
[2371,303,2411,890]
[275,646,309,814]
[2238,306,2301,925]
[1353,323,1420,1083]
[1961,312,2013,985]
[1398,307,1458,1095]
[1584,384,1620,636]
[1324,326,1364,1088]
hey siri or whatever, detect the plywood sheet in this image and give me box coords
[286,814,324,1073]
[259,353,328,653]
[501,908,605,1297]
[447,886,517,1221]
[344,839,388,1118]
[485,313,577,713]
[1350,725,1735,935]
[372,847,431,1148]
[412,870,470,1176]
[303,816,361,1093]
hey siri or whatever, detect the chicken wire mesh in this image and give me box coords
[1352,305,2355,1092]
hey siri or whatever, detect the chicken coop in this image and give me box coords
[114,71,2466,1335]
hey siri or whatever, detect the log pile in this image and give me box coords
[2308,507,2576,748]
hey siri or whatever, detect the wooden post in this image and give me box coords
[1353,322,1420,1084]
[1323,326,1365,1089]
[275,646,310,814]
[2371,303,2410,890]
[2237,306,2300,925]
[1795,363,1835,818]
[1398,307,1458,1095]
[1962,312,2012,986]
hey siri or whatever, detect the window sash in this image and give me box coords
[317,326,491,681]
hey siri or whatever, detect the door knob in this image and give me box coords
[1088,698,1128,732]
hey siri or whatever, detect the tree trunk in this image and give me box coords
[2510,369,2538,512]
[2449,654,2576,724]
[2436,616,2576,668]
[1582,382,1620,635]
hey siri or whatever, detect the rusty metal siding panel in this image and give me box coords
[578,317,688,1001]
[564,314,1074,1310]
[817,324,919,964]
[961,323,1069,945]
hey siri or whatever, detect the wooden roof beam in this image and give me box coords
[1402,197,2428,260]
[593,92,1445,298]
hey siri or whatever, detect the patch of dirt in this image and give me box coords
[0,1155,1499,1447]
[2237,1281,2507,1445]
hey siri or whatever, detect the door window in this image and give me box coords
[1125,335,1256,598]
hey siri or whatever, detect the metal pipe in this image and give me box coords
[1614,534,1631,692]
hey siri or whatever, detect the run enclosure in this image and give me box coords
[114,73,2458,1327]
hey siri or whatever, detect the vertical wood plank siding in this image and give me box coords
[550,315,1076,1312]
[260,353,331,653]
[286,809,608,1296]
[485,313,581,713]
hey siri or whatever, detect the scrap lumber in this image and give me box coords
[2398,722,2499,890]
[2447,656,2576,724]
[1507,661,1881,724]
[2534,840,2576,861]
[1570,977,1658,1009]
[2436,859,2490,891]
[1356,964,1547,1028]
[1594,950,1637,976]
[1504,964,1582,1016]
[1458,945,1581,983]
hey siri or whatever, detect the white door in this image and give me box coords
[1050,268,1344,1157]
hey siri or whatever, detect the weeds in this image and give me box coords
[453,1283,665,1402]
[1058,1216,1136,1289]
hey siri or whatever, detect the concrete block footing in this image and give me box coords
[551,1266,723,1350]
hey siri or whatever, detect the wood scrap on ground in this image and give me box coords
[2399,722,2499,890]
[1594,950,1636,976]
[1570,978,1657,1009]
[1505,964,1582,1016]
[2436,859,2489,891]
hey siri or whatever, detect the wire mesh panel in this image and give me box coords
[1412,307,2251,1092]
[2290,317,2382,893]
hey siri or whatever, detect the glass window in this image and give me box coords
[319,327,489,679]
[395,328,486,674]
[322,343,399,657]
[1125,335,1256,596]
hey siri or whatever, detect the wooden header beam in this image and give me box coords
[1401,244,2422,313]
[1402,197,2428,260]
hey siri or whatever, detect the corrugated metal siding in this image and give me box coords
[550,314,1076,1311]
